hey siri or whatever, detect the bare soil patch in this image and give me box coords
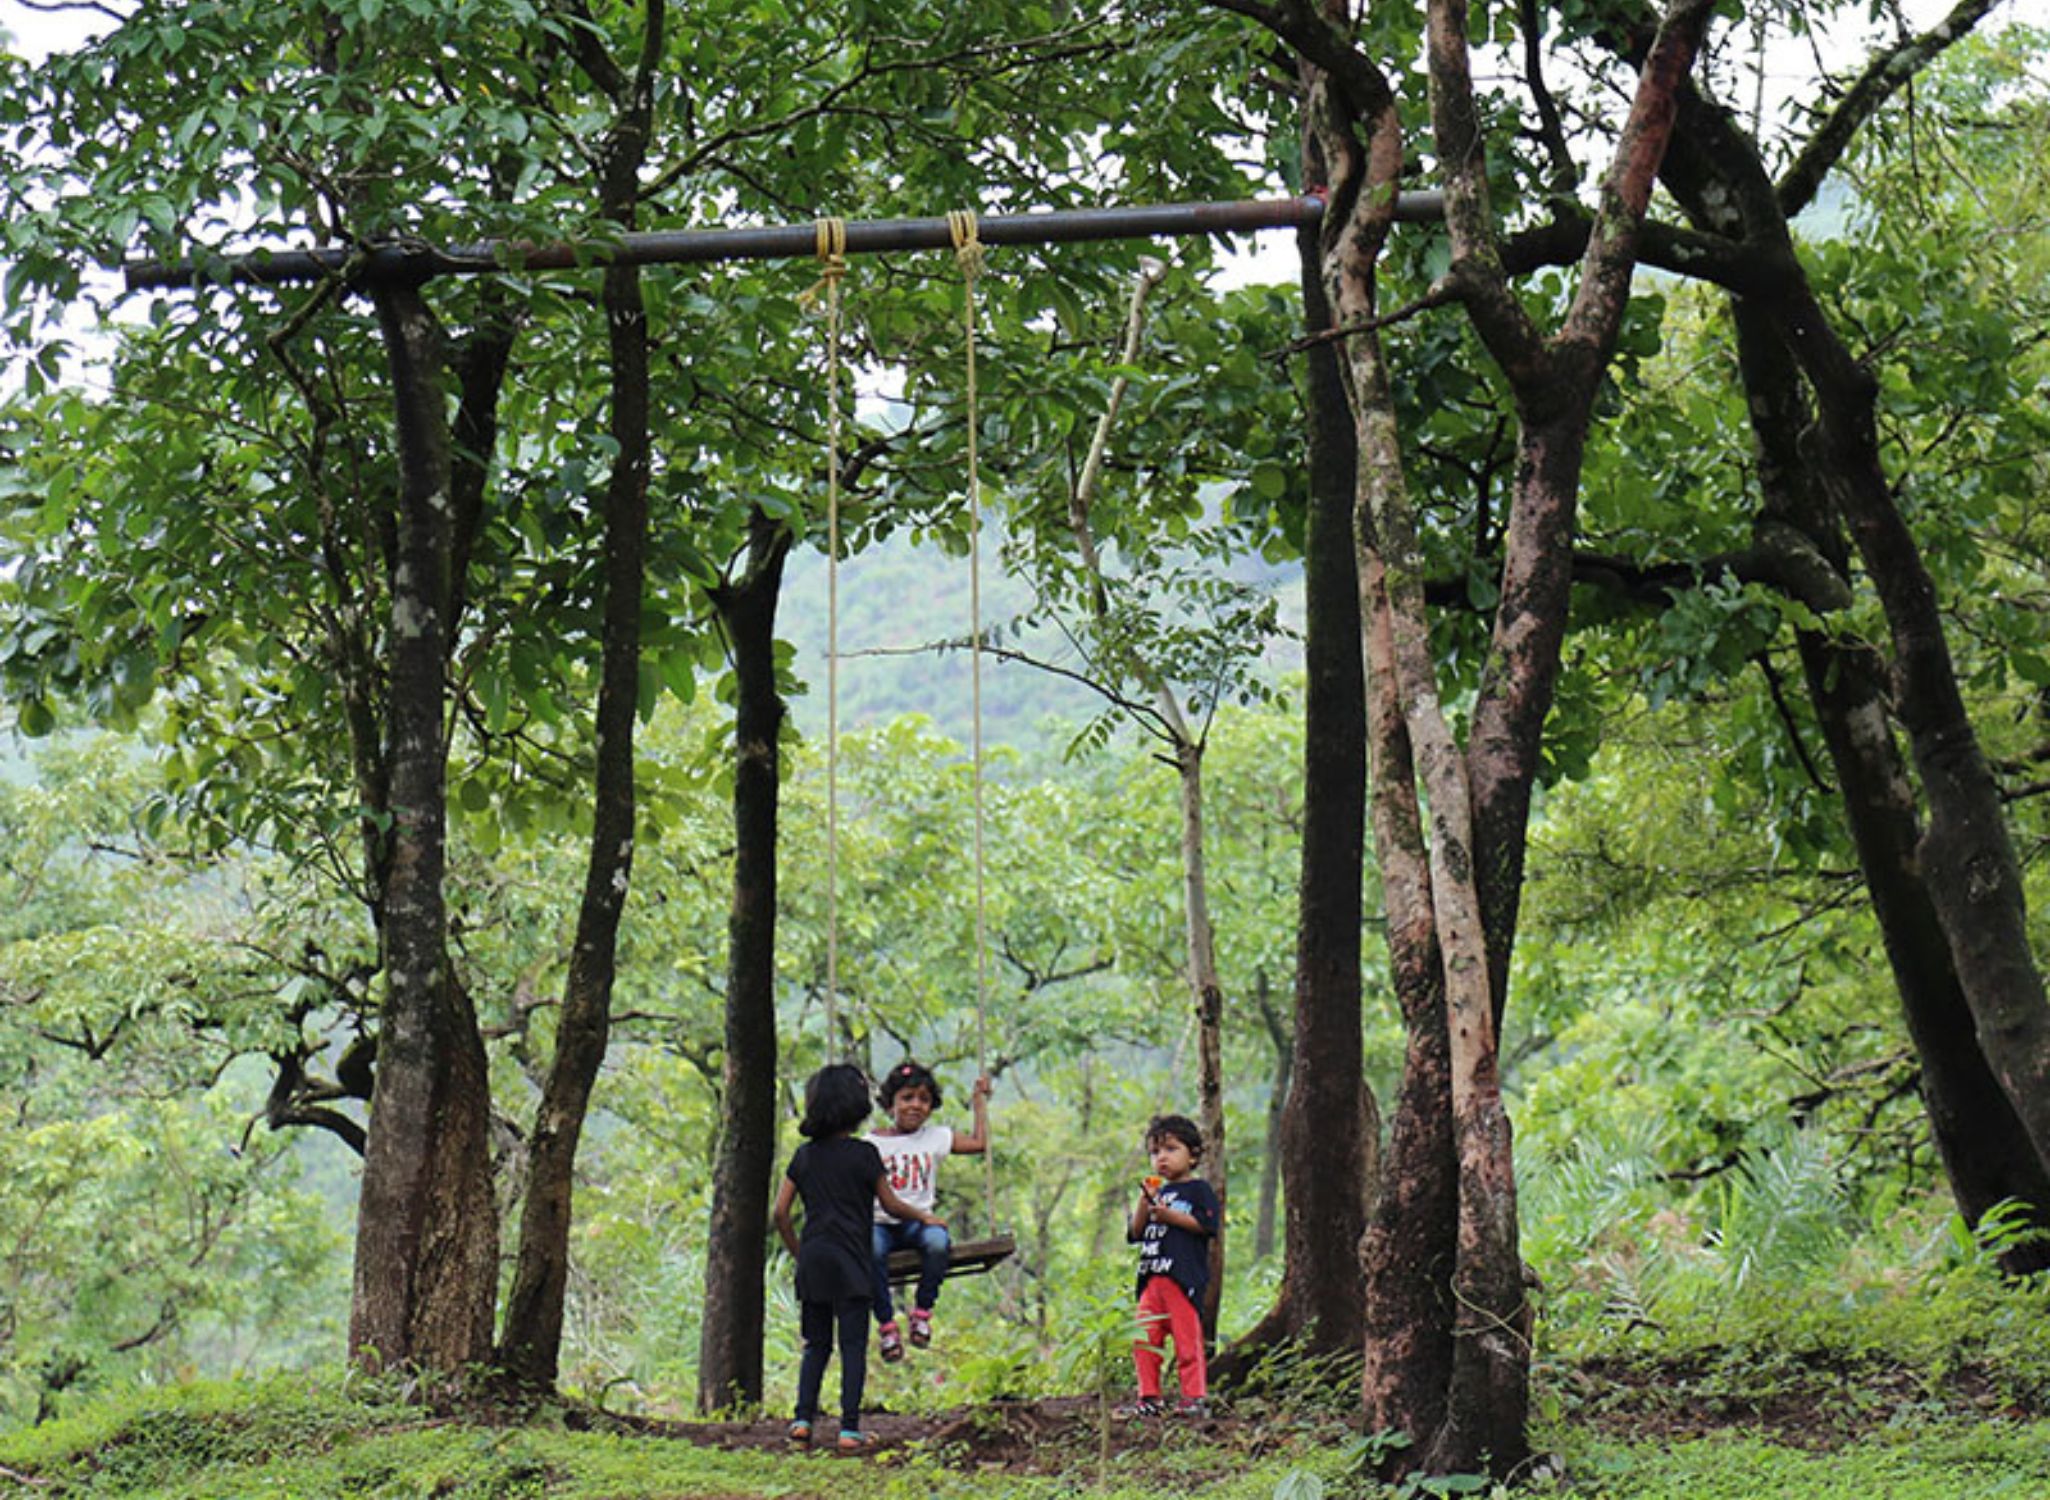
[569,1350,2042,1475]
[1557,1350,2036,1448]
[581,1390,1350,1477]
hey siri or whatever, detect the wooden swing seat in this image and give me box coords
[885,1231,1016,1285]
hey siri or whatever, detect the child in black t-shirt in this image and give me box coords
[773,1064,944,1453]
[1121,1112,1221,1418]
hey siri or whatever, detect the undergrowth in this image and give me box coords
[1540,1420,2050,1499]
[9,1145,2050,1499]
[6,1349,2047,1500]
[1523,1126,2050,1405]
[0,1370,1337,1499]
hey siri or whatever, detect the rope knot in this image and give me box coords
[947,208,984,283]
[799,216,849,310]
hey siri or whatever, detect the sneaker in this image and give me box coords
[787,1420,812,1446]
[1176,1397,1211,1420]
[908,1308,933,1348]
[1113,1396,1167,1419]
[836,1429,871,1454]
[877,1320,904,1363]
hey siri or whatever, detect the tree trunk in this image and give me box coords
[1655,76,2050,1264]
[1252,971,1290,1264]
[499,252,652,1383]
[1275,0,1705,1470]
[1177,736,1230,1342]
[498,10,665,1387]
[1777,284,2050,1172]
[1730,300,2050,1272]
[349,280,499,1372]
[1357,530,1460,1463]
[1465,411,1588,1031]
[1221,216,1373,1375]
[1346,308,1526,1478]
[697,507,792,1412]
[1797,620,2050,1268]
[1413,0,1708,1469]
[1059,260,1233,1342]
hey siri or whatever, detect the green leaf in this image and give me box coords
[17,699,56,736]
[1272,1472,1326,1500]
[658,645,699,704]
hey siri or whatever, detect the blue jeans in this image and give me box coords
[871,1219,951,1325]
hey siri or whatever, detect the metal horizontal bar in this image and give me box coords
[122,191,1445,292]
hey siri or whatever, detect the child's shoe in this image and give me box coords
[908,1308,933,1348]
[1176,1397,1211,1420]
[787,1420,812,1446]
[877,1320,904,1362]
[836,1429,871,1454]
[1113,1396,1167,1418]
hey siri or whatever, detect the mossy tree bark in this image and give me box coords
[697,506,793,1411]
[1633,0,2050,1267]
[1220,218,1374,1374]
[499,2,664,1387]
[349,279,500,1373]
[1209,0,1712,1474]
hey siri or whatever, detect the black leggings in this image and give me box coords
[795,1296,871,1432]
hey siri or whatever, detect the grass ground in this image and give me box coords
[4,1349,2048,1499]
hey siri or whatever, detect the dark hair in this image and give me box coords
[800,1064,873,1139]
[1145,1113,1204,1160]
[877,1060,943,1113]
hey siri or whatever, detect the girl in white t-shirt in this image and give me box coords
[864,1060,991,1360]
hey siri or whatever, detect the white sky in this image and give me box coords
[2,2,100,59]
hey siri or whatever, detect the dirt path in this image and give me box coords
[584,1392,1322,1475]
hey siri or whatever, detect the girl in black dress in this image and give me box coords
[772,1063,945,1452]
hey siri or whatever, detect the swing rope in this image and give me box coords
[807,211,1009,1265]
[947,209,999,1239]
[809,216,849,1060]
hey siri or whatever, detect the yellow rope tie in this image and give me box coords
[812,216,847,1059]
[946,207,985,285]
[798,216,849,309]
[948,208,998,1237]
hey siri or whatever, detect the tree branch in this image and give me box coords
[1754,650,1835,796]
[1557,0,1717,372]
[1518,0,1580,196]
[110,1301,180,1354]
[1265,279,1461,360]
[845,639,1168,735]
[1207,0,1397,122]
[1426,0,1548,382]
[1777,0,2003,219]
[263,1105,368,1156]
[553,0,629,100]
[1502,204,1796,297]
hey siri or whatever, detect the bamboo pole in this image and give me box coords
[123,192,1445,291]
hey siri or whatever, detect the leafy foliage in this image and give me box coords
[1,2,2048,1489]
[0,742,345,1425]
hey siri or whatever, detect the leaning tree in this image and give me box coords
[1207,0,1714,1476]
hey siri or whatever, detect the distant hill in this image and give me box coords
[773,526,1304,755]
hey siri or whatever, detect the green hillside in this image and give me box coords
[774,529,1306,754]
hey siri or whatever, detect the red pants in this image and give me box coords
[1133,1276,1207,1400]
